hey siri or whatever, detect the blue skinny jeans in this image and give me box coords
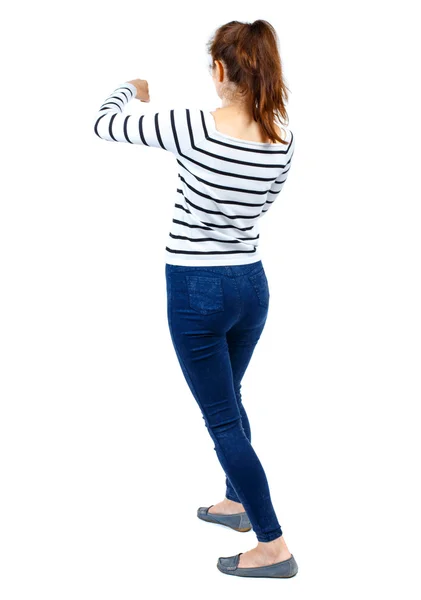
[165,260,283,543]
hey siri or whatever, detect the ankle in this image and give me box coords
[224,497,243,506]
[257,535,290,557]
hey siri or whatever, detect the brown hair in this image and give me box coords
[206,19,290,145]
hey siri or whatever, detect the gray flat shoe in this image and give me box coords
[217,552,298,578]
[197,505,252,532]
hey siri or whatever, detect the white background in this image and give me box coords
[1,1,420,598]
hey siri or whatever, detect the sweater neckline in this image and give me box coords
[205,111,289,147]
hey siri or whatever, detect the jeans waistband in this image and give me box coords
[165,260,264,278]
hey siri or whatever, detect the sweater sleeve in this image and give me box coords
[262,133,295,216]
[93,81,178,153]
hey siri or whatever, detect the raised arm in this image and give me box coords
[93,81,178,152]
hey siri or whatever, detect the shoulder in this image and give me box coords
[156,106,203,123]
[166,107,206,132]
[283,127,294,147]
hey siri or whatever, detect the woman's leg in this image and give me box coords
[205,385,251,504]
[224,304,276,502]
[205,384,251,504]
[166,269,283,543]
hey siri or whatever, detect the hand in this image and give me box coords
[127,78,150,102]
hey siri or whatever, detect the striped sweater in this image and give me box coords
[93,81,295,266]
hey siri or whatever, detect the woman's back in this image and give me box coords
[164,106,295,266]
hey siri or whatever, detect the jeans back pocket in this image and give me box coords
[248,269,270,308]
[185,275,224,315]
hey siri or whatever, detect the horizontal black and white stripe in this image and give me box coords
[94,81,295,266]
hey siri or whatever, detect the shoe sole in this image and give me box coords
[217,563,298,577]
[216,565,298,579]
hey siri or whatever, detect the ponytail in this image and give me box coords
[207,20,290,144]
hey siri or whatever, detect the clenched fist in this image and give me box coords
[127,79,150,102]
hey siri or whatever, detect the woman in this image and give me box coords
[94,19,297,579]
